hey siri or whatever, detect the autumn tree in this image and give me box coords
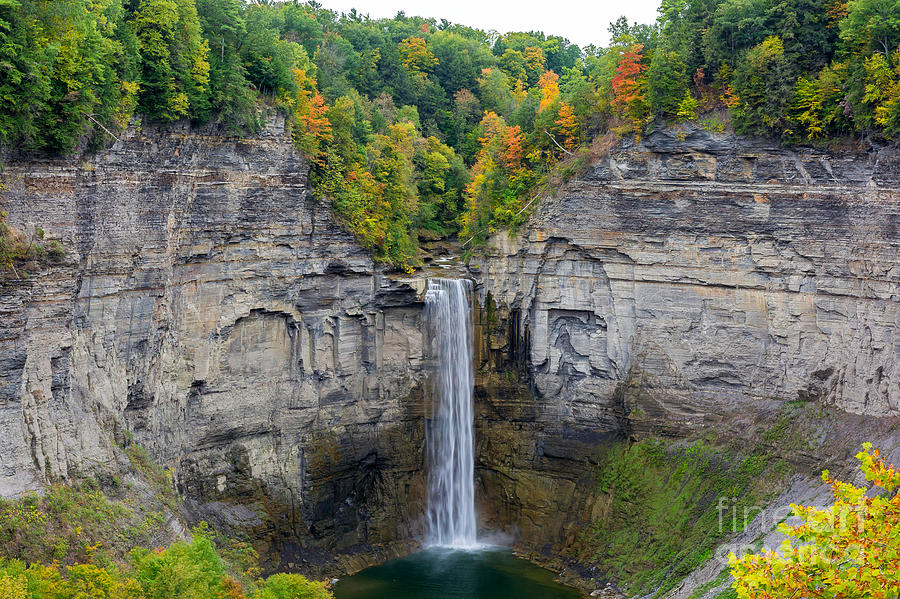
[537,70,560,112]
[398,36,437,75]
[522,46,546,85]
[863,48,900,135]
[729,443,900,598]
[790,64,849,139]
[611,43,649,136]
[291,70,331,164]
[460,111,533,245]
[554,102,579,149]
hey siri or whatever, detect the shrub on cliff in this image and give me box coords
[0,210,65,281]
[729,443,900,598]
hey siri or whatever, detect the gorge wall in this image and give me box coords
[471,127,900,592]
[2,120,899,594]
[0,118,428,571]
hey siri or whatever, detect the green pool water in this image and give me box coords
[333,547,584,599]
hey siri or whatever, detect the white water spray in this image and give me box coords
[424,278,477,548]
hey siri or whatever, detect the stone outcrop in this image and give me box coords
[471,127,900,591]
[0,117,428,570]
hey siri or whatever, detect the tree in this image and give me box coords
[791,64,849,138]
[131,0,210,122]
[291,70,331,164]
[648,49,689,118]
[840,0,900,60]
[196,0,258,132]
[398,36,437,75]
[537,70,560,112]
[731,36,794,135]
[611,43,649,136]
[729,443,900,599]
[365,122,420,268]
[554,102,579,149]
[254,573,331,599]
[2,0,138,151]
[767,0,839,72]
[863,48,900,135]
[522,46,546,85]
[498,49,527,84]
[702,0,773,72]
[430,31,495,96]
[459,110,533,245]
[477,67,514,117]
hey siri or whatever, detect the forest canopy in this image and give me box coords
[1,0,898,268]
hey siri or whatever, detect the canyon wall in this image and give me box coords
[3,119,899,593]
[471,127,900,585]
[0,118,428,569]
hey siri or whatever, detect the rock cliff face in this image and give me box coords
[3,120,899,593]
[0,118,427,569]
[471,128,900,586]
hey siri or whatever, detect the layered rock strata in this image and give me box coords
[471,128,900,582]
[0,118,427,569]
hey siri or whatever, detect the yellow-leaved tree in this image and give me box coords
[729,443,900,598]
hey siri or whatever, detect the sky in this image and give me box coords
[314,0,662,48]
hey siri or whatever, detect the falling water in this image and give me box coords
[424,278,477,548]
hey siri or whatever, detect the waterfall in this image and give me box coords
[424,278,477,548]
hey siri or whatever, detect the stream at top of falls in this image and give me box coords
[334,279,584,598]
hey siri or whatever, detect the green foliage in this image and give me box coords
[131,0,210,122]
[194,0,256,132]
[254,573,331,599]
[0,0,139,151]
[648,49,689,118]
[790,66,850,139]
[732,36,794,135]
[0,533,333,599]
[3,0,900,268]
[677,92,700,120]
[839,0,900,59]
[132,534,226,599]
[582,438,792,597]
[0,458,331,599]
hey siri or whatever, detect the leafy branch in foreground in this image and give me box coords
[729,443,900,599]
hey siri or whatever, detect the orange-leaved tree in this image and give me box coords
[291,69,331,166]
[611,43,649,138]
[537,70,560,112]
[554,102,579,150]
[460,111,532,244]
[729,443,900,599]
